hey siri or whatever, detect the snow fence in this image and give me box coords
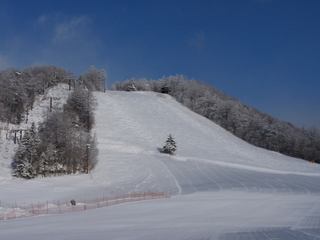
[0,192,170,221]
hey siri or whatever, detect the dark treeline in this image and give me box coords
[113,75,320,163]
[0,65,105,125]
[12,87,98,179]
[1,65,105,179]
[0,66,71,124]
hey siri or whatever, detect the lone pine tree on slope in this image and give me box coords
[161,134,177,155]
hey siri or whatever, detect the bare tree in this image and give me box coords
[79,66,106,91]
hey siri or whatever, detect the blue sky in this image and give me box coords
[0,0,319,127]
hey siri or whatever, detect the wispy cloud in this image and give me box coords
[0,13,104,73]
[36,14,48,25]
[53,16,91,43]
[34,14,102,73]
[0,11,123,76]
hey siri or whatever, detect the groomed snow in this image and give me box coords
[1,90,320,239]
[0,191,319,240]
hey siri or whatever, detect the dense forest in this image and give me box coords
[0,66,70,124]
[0,65,105,178]
[113,75,320,163]
[0,66,105,125]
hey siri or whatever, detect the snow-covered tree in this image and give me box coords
[38,152,48,177]
[161,134,177,155]
[38,143,66,176]
[12,123,40,179]
[0,66,71,124]
[35,84,97,176]
[126,81,137,91]
[13,157,34,179]
[64,87,94,130]
[79,66,106,91]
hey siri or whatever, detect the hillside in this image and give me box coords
[1,90,320,201]
[113,76,320,163]
[0,89,320,239]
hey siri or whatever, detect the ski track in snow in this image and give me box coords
[158,157,182,194]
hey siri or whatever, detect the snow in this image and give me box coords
[0,191,319,240]
[1,89,320,239]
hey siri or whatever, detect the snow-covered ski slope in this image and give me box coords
[92,90,320,195]
[1,90,320,203]
[1,90,320,239]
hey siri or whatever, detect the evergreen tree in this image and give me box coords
[29,123,40,174]
[12,131,35,178]
[161,134,177,155]
[12,122,40,179]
